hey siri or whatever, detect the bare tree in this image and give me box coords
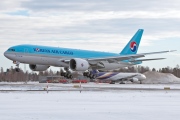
[152,68,156,72]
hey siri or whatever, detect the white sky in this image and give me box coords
[1,0,180,71]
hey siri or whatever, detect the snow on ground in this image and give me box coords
[143,71,180,84]
[0,90,180,120]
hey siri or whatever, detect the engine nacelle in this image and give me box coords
[29,64,50,71]
[69,58,89,71]
[130,78,139,82]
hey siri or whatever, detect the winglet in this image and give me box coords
[169,50,177,52]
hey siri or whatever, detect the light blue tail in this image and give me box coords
[120,29,144,55]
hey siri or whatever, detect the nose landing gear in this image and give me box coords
[13,61,21,72]
[15,68,20,72]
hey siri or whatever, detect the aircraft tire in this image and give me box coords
[83,72,87,76]
[69,75,73,79]
[110,81,115,84]
[15,68,20,72]
[120,82,125,84]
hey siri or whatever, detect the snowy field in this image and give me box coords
[0,90,180,120]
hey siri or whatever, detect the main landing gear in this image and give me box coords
[60,68,73,79]
[119,81,126,84]
[109,81,116,84]
[83,71,96,79]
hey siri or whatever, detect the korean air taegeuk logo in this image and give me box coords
[130,41,137,52]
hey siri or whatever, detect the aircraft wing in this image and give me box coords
[87,50,176,62]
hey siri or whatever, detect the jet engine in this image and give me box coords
[130,78,139,82]
[29,64,50,71]
[69,58,89,71]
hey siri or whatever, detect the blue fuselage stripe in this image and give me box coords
[6,44,121,59]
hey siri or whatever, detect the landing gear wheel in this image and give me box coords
[69,75,73,79]
[67,74,72,79]
[89,74,93,79]
[120,82,125,84]
[110,81,115,84]
[64,73,68,78]
[83,72,87,76]
[86,72,90,77]
[61,72,65,76]
[15,68,20,72]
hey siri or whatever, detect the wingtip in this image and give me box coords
[169,50,177,52]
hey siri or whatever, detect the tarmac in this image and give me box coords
[0,82,180,91]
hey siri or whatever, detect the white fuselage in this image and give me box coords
[4,52,69,67]
[96,72,146,81]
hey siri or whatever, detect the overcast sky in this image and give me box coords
[1,0,180,71]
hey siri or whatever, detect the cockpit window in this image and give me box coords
[8,48,15,52]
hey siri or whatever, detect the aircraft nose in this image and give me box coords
[4,51,12,59]
[4,51,8,58]
[141,74,146,80]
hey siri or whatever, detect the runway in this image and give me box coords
[0,82,180,91]
[1,82,180,120]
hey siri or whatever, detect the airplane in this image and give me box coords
[83,70,146,84]
[4,29,175,75]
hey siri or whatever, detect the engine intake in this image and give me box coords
[69,58,89,71]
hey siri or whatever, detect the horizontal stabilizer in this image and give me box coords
[140,50,177,55]
[129,58,166,62]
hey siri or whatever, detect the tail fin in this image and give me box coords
[120,29,144,55]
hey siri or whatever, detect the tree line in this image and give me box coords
[0,65,180,82]
[0,67,38,82]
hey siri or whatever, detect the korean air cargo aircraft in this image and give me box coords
[4,29,175,73]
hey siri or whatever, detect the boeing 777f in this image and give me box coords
[4,29,175,74]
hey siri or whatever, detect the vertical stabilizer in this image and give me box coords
[120,29,143,55]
